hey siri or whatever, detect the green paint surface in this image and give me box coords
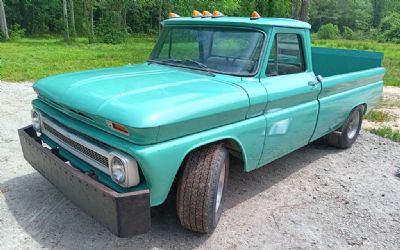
[30,19,385,206]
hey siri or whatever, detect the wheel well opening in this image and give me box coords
[359,103,368,114]
[223,139,244,162]
[175,139,245,182]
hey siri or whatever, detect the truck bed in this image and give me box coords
[310,47,385,141]
[312,47,383,77]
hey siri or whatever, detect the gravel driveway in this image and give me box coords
[0,82,399,250]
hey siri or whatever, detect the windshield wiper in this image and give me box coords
[148,58,215,76]
[181,59,215,76]
[148,58,183,65]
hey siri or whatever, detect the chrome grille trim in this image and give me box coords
[41,117,111,174]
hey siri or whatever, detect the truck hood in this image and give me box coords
[34,64,249,144]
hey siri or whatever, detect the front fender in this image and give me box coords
[129,115,266,206]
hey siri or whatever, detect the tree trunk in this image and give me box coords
[68,0,76,38]
[89,1,94,43]
[158,0,163,34]
[299,0,309,22]
[83,0,95,43]
[291,0,301,19]
[0,0,9,40]
[62,0,70,42]
[122,5,127,28]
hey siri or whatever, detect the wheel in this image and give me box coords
[176,142,229,233]
[325,106,364,149]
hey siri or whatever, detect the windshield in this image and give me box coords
[149,27,265,76]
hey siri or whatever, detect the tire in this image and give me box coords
[176,142,229,233]
[325,106,364,149]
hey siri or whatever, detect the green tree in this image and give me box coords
[317,23,340,39]
[380,12,400,42]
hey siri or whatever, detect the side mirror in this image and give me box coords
[316,75,323,82]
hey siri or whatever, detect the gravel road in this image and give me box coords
[0,82,399,250]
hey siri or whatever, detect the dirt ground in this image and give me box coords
[0,82,399,250]
[363,86,400,131]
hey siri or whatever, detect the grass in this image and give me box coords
[364,110,391,122]
[313,39,400,87]
[0,36,400,85]
[0,36,156,81]
[369,127,400,142]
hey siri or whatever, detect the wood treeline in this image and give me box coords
[63,0,94,43]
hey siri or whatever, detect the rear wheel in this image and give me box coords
[176,143,229,233]
[325,106,364,149]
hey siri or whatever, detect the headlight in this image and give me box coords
[31,109,42,132]
[110,157,126,184]
[109,152,140,187]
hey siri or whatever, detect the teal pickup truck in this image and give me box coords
[19,12,384,237]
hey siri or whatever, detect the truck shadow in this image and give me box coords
[2,139,340,249]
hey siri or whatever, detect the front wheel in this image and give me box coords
[325,106,364,149]
[176,143,229,233]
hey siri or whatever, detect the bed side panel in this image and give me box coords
[311,68,384,141]
[312,47,384,77]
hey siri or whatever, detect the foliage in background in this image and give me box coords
[317,23,340,39]
[9,24,25,40]
[96,11,127,44]
[379,12,400,43]
[342,27,354,40]
[1,0,399,44]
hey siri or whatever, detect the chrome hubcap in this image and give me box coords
[347,111,360,139]
[215,161,226,213]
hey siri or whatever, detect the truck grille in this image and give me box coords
[41,118,111,173]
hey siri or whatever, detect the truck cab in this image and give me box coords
[19,11,384,237]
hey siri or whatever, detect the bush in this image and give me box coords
[9,24,25,40]
[342,26,353,40]
[0,31,6,41]
[380,12,400,43]
[317,23,340,39]
[96,11,128,44]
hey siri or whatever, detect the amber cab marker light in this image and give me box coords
[110,122,129,134]
[192,10,202,18]
[212,10,224,18]
[250,11,261,20]
[168,12,180,19]
[202,10,212,18]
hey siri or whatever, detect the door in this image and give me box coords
[258,30,321,166]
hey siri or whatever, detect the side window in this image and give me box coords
[266,33,305,76]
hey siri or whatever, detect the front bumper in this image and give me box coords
[18,126,151,237]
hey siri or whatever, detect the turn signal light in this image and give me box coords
[192,10,202,18]
[202,10,212,18]
[107,120,129,134]
[250,11,261,20]
[168,12,180,19]
[212,10,224,18]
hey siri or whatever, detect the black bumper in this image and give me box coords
[18,126,151,237]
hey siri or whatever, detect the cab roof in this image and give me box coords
[163,17,311,29]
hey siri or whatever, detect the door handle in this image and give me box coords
[308,80,319,87]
